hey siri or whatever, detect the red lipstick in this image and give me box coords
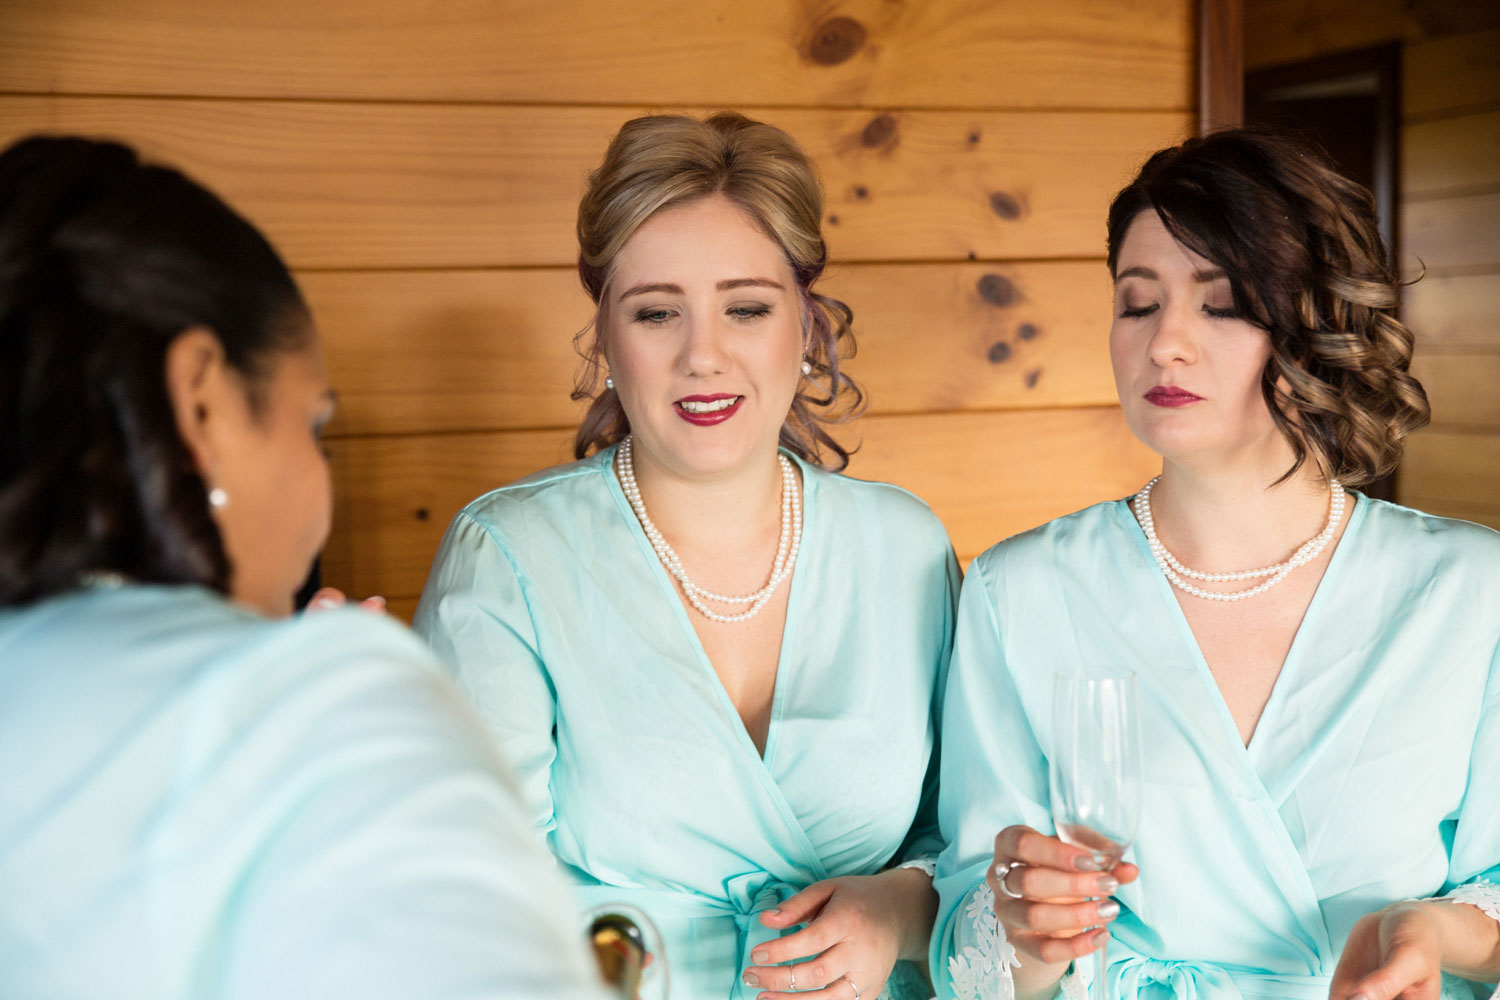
[674,393,743,426]
[1144,385,1203,408]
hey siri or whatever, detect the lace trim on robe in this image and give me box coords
[948,883,1087,1000]
[1445,877,1500,924]
[896,856,938,878]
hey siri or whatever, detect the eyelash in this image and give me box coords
[1117,304,1242,320]
[632,304,773,325]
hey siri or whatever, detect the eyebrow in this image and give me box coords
[618,277,785,299]
[1115,265,1228,284]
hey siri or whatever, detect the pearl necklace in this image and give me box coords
[615,435,802,624]
[1134,476,1346,602]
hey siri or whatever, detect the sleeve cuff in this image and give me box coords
[1443,877,1500,924]
[947,882,1087,1000]
[895,856,938,878]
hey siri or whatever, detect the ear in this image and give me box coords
[163,327,233,477]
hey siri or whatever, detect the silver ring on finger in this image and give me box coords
[836,974,861,1000]
[994,858,1026,899]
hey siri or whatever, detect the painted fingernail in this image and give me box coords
[1097,900,1120,920]
[1074,856,1105,871]
[1096,875,1120,893]
[766,907,780,916]
[752,950,769,964]
[742,973,760,987]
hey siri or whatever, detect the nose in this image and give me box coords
[1146,302,1198,368]
[678,309,731,376]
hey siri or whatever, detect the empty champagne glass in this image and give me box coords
[1050,668,1141,1000]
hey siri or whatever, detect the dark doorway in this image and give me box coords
[1245,43,1402,501]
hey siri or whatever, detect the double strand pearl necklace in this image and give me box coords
[615,435,803,624]
[1134,475,1346,602]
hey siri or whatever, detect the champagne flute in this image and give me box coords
[1050,668,1141,1000]
[582,903,670,1000]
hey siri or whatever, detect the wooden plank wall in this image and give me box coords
[1247,5,1500,532]
[0,1,1194,618]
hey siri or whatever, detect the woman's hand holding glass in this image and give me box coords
[741,867,935,1000]
[989,825,1138,975]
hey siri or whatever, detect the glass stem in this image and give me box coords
[1093,935,1108,1000]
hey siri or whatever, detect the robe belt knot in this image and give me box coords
[1109,956,1331,1000]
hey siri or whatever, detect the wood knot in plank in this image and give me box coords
[1024,368,1042,388]
[989,191,1024,220]
[805,16,867,66]
[851,184,869,200]
[415,507,430,521]
[1017,322,1039,341]
[988,341,1013,364]
[860,113,898,151]
[977,273,1017,307]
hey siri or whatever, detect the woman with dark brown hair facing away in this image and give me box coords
[415,112,958,1000]
[0,135,608,1000]
[932,129,1499,1000]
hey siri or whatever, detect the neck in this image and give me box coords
[622,437,788,552]
[1145,457,1341,572]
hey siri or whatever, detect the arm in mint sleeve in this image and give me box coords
[412,510,560,840]
[930,555,1085,1000]
[896,546,962,873]
[219,616,607,1000]
[1436,639,1500,987]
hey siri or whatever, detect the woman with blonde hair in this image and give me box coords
[415,112,957,1000]
[931,129,1500,1000]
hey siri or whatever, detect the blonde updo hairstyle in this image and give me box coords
[572,112,864,470]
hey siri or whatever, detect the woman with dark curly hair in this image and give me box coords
[931,129,1500,1000]
[414,112,957,1000]
[0,135,608,999]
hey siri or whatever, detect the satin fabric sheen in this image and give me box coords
[0,584,607,1000]
[932,496,1500,1000]
[415,444,959,1000]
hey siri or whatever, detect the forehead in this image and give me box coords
[1115,211,1221,279]
[612,195,792,288]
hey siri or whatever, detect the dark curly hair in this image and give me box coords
[1107,128,1429,487]
[0,135,309,607]
[572,112,864,470]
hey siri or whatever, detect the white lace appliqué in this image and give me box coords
[948,883,1087,1000]
[1446,877,1500,924]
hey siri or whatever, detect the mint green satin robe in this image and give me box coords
[932,496,1500,1000]
[0,584,607,1000]
[414,444,959,1000]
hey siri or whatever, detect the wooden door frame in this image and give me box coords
[1200,0,1245,133]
